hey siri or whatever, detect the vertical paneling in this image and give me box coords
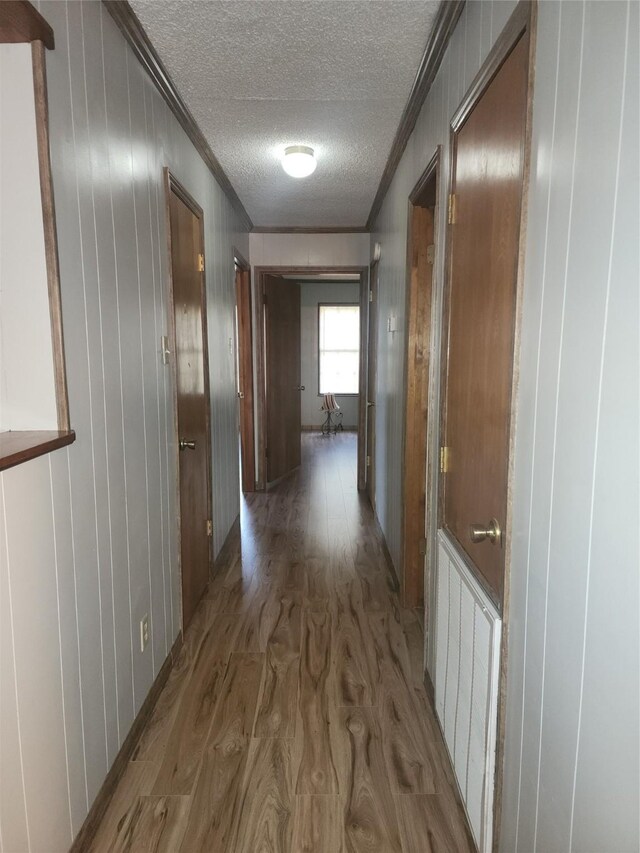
[373,1,639,850]
[500,2,640,851]
[435,532,502,853]
[0,1,249,848]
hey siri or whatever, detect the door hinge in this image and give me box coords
[419,537,427,556]
[366,455,371,467]
[265,446,269,459]
[206,519,213,536]
[448,193,456,225]
[440,446,450,474]
[426,244,435,265]
[197,253,205,272]
[369,289,374,303]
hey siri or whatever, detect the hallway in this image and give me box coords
[89,434,473,852]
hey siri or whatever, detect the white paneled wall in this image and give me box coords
[0,1,248,849]
[501,2,639,851]
[373,1,639,849]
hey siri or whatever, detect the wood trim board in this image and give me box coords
[32,39,71,431]
[103,0,252,232]
[235,255,256,493]
[0,430,76,471]
[69,631,183,852]
[401,148,440,610]
[0,0,54,48]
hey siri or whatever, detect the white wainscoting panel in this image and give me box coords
[435,530,502,853]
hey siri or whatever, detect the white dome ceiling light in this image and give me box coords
[282,145,317,178]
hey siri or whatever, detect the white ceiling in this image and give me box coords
[129,0,440,228]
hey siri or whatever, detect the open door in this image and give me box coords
[441,34,530,606]
[166,173,213,629]
[365,260,378,509]
[235,261,255,492]
[264,274,302,483]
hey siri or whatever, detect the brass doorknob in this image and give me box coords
[179,438,196,451]
[237,391,245,399]
[470,518,501,545]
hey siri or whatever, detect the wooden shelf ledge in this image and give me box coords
[0,429,75,472]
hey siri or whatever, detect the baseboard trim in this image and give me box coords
[69,630,183,852]
[373,512,401,592]
[424,667,435,703]
[212,513,241,578]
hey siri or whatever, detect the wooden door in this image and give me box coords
[402,194,436,608]
[168,181,212,629]
[441,35,529,605]
[264,275,301,483]
[235,265,255,492]
[366,261,379,508]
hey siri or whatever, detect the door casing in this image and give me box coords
[365,260,379,508]
[234,249,256,492]
[401,149,440,610]
[254,265,369,491]
[163,168,213,630]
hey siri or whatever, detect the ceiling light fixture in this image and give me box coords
[282,145,316,178]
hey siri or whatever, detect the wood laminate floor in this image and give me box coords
[89,433,474,853]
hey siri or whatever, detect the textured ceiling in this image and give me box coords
[129,0,440,227]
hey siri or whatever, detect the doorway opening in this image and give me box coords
[401,148,440,611]
[164,169,213,631]
[255,266,368,491]
[234,250,255,493]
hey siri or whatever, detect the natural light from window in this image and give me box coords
[318,304,360,395]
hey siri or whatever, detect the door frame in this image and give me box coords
[436,2,536,846]
[163,168,214,628]
[254,265,369,491]
[233,247,256,492]
[365,259,379,506]
[400,147,441,610]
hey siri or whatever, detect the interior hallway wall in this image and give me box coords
[371,1,639,849]
[300,280,361,429]
[0,2,248,850]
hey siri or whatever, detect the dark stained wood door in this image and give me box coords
[442,35,529,604]
[366,261,379,509]
[235,265,255,492]
[403,197,436,608]
[169,183,212,629]
[264,275,301,483]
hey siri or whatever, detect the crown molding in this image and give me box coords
[103,0,253,232]
[366,0,465,231]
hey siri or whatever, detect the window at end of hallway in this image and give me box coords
[318,303,360,395]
